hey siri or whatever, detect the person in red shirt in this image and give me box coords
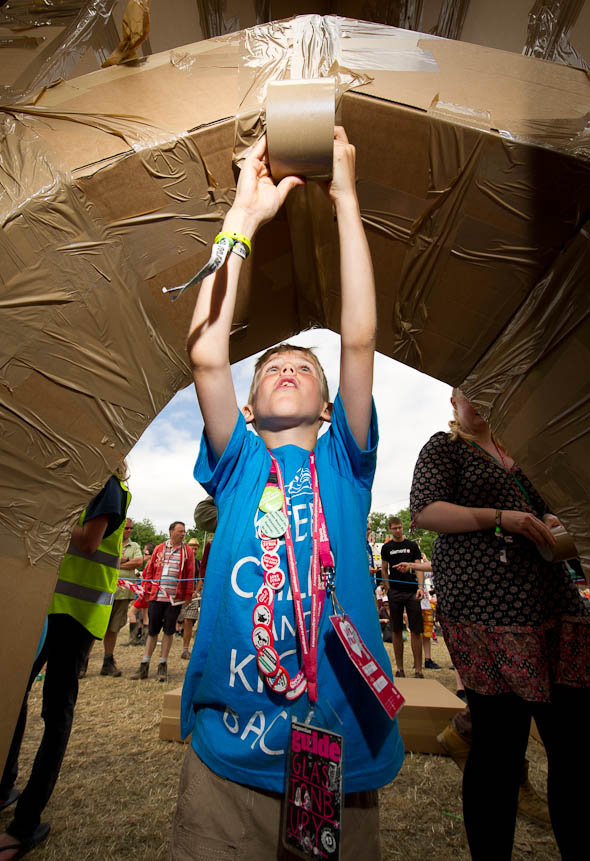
[131,521,195,682]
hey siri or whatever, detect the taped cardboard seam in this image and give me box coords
[0,102,171,153]
[235,15,443,165]
[0,0,119,106]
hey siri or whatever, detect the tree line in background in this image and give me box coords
[368,508,437,560]
[131,508,438,563]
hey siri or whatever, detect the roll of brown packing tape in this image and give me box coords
[538,526,578,563]
[266,78,335,182]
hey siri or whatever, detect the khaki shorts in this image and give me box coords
[169,748,381,861]
[107,598,131,633]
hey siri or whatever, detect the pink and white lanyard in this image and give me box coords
[257,452,334,704]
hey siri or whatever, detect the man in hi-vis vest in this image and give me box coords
[0,468,130,858]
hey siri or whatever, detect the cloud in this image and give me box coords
[127,329,452,531]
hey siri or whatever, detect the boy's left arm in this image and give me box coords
[330,127,377,450]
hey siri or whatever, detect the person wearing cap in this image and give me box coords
[180,538,202,659]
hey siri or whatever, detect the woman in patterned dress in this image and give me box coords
[410,388,590,859]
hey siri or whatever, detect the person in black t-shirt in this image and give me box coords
[380,516,424,677]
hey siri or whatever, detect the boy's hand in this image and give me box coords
[229,136,305,237]
[327,126,357,207]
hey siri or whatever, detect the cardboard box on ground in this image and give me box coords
[159,680,468,753]
[1,14,589,770]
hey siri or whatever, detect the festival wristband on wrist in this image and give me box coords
[215,231,252,258]
[162,232,252,302]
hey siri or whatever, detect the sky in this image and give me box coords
[126,329,453,532]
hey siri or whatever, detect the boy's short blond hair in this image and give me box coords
[248,344,330,405]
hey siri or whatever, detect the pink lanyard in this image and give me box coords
[269,452,333,704]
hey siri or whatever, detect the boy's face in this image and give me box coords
[244,350,330,431]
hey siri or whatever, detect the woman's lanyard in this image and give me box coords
[469,440,532,507]
[257,452,333,704]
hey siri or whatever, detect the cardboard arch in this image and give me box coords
[2,16,590,769]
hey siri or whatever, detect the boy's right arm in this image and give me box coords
[187,137,304,459]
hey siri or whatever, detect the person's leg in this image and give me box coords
[160,633,174,660]
[410,634,423,675]
[6,615,92,842]
[532,684,590,858]
[100,602,124,677]
[122,604,139,646]
[405,596,424,676]
[423,636,431,661]
[131,602,162,679]
[157,605,182,680]
[387,590,405,674]
[391,632,404,674]
[182,619,194,656]
[144,634,158,658]
[462,689,531,860]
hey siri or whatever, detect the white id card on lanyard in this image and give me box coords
[283,719,343,860]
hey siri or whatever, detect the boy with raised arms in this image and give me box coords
[171,128,403,860]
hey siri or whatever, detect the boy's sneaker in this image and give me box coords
[424,659,441,669]
[131,662,149,680]
[157,661,168,683]
[395,669,405,678]
[100,655,121,677]
[414,671,424,678]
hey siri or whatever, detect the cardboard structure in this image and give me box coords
[393,677,465,754]
[160,686,189,743]
[1,13,590,769]
[160,678,465,754]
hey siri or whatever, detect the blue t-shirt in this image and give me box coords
[181,393,404,793]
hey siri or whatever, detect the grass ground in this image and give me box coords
[0,631,559,859]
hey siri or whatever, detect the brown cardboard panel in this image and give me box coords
[461,223,590,573]
[394,678,465,754]
[157,679,466,752]
[160,686,189,743]
[341,91,590,384]
[3,14,590,772]
[0,547,58,774]
[358,35,590,126]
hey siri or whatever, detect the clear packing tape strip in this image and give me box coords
[234,14,440,165]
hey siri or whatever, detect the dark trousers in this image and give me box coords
[463,685,589,861]
[0,614,93,841]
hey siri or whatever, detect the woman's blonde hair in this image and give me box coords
[448,388,477,442]
[449,388,507,453]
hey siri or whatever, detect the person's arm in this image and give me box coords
[416,501,555,547]
[120,556,143,570]
[187,136,304,459]
[70,515,109,556]
[394,560,432,574]
[331,127,376,450]
[381,559,389,587]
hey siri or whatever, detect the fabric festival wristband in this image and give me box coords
[162,237,234,302]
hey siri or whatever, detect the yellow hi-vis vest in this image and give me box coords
[49,478,131,639]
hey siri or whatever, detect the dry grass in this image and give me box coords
[1,634,559,859]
